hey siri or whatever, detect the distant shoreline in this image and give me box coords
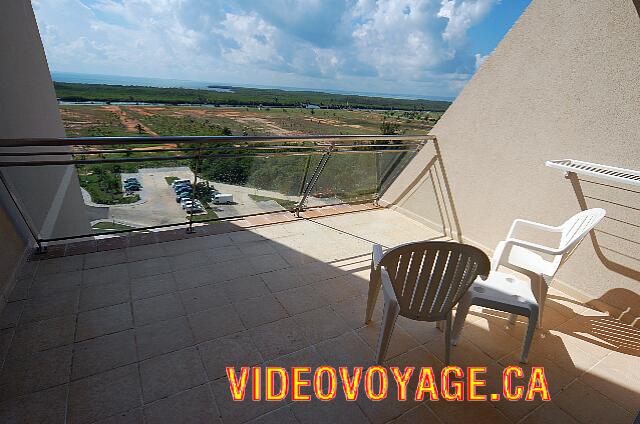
[51,71,454,103]
[53,80,451,112]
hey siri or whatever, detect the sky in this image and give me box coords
[32,0,531,99]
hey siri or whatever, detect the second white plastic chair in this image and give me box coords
[452,208,606,363]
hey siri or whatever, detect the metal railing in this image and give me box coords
[0,134,433,251]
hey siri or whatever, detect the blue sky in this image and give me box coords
[32,0,531,98]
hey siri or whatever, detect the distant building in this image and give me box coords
[305,104,320,109]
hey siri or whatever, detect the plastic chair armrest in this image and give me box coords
[372,244,384,269]
[504,238,561,255]
[380,268,398,304]
[506,219,562,239]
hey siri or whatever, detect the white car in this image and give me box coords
[184,203,204,213]
[181,199,203,210]
[171,179,191,188]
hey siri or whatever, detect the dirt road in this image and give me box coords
[102,105,159,136]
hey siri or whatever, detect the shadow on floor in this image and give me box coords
[2,210,639,423]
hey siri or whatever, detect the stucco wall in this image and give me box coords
[382,0,640,318]
[0,1,90,302]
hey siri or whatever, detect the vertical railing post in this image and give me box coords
[186,146,201,234]
[295,142,334,217]
[298,155,312,197]
[374,150,381,205]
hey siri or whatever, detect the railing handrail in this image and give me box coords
[0,134,434,148]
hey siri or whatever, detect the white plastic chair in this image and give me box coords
[452,208,606,363]
[366,241,490,364]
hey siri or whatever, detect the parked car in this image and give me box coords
[182,199,203,210]
[176,190,193,198]
[184,204,204,213]
[212,194,233,204]
[176,192,192,202]
[175,185,192,194]
[173,181,191,189]
[125,177,139,183]
[182,197,203,209]
[171,179,191,188]
[124,183,141,191]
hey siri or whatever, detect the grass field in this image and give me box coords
[60,104,437,137]
[55,82,450,112]
[188,207,219,222]
[61,93,432,206]
[78,166,141,205]
[248,194,298,210]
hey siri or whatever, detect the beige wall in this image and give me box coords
[0,1,90,301]
[383,0,640,318]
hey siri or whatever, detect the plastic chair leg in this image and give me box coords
[376,299,399,364]
[533,276,548,329]
[520,309,538,363]
[451,295,472,345]
[366,267,381,324]
[444,312,453,365]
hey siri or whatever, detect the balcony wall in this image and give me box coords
[0,1,90,305]
[382,0,640,320]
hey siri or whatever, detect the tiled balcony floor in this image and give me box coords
[0,209,638,424]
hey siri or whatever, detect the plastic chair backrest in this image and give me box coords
[380,241,490,321]
[553,208,607,273]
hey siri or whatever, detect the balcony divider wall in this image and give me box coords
[0,0,90,310]
[381,0,640,324]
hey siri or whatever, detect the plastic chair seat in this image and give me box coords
[466,271,538,316]
[452,271,539,363]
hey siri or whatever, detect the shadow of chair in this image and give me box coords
[545,288,640,356]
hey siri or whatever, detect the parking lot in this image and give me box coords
[84,166,339,229]
[110,168,196,227]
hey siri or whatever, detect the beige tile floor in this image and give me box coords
[0,209,638,423]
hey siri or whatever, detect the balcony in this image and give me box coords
[0,135,638,424]
[2,1,640,422]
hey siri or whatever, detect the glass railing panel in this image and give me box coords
[305,147,418,208]
[0,135,429,245]
[72,146,200,236]
[196,152,319,218]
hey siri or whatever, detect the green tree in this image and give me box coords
[380,119,401,135]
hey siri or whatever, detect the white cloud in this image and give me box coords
[474,52,489,70]
[32,0,503,97]
[216,13,282,66]
[438,0,499,44]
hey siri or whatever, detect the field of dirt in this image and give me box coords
[60,104,435,138]
[102,105,159,136]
